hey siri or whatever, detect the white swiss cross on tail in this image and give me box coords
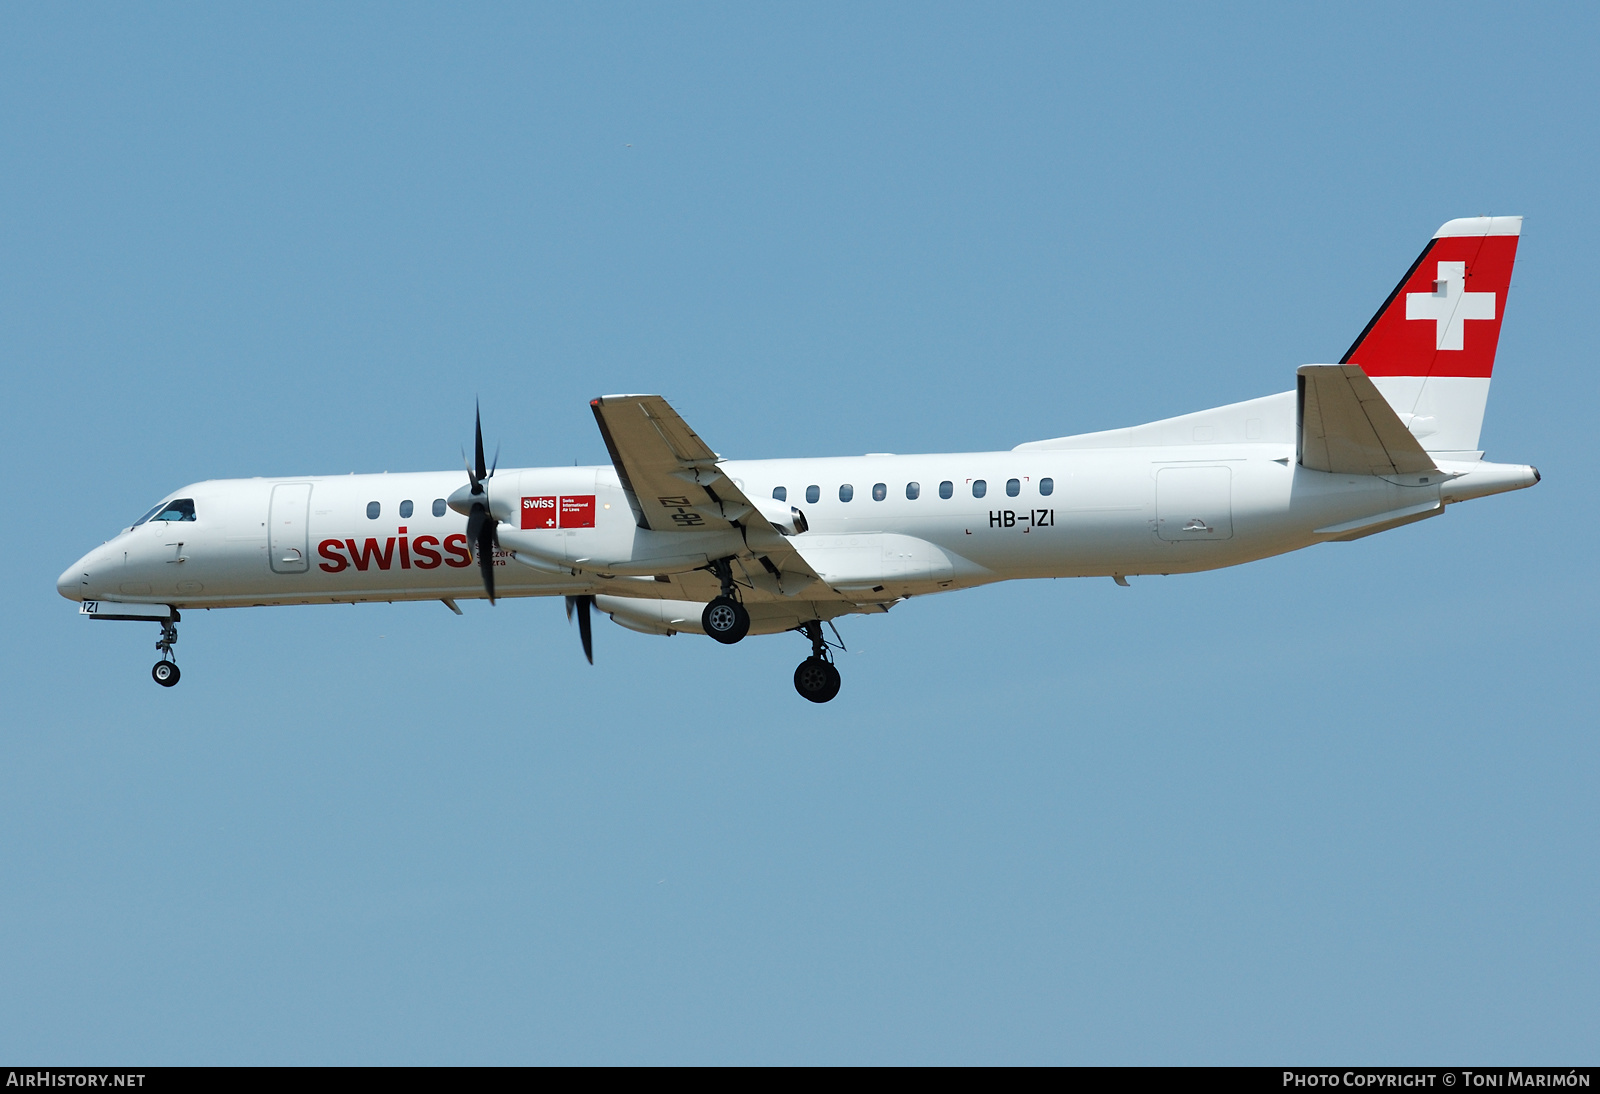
[1405,260,1495,350]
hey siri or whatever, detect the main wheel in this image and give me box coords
[702,596,751,644]
[793,657,841,703]
[152,661,181,687]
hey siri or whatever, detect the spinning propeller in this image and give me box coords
[453,404,596,664]
[463,402,500,604]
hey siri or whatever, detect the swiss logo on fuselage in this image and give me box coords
[522,495,595,530]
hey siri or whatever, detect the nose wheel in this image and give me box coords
[152,618,181,687]
[793,620,842,703]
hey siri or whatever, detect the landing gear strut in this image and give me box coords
[793,620,841,703]
[701,558,751,645]
[152,617,181,687]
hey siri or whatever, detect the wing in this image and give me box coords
[1297,365,1439,477]
[589,394,822,591]
[590,395,730,530]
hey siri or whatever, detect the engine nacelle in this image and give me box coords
[595,595,853,638]
[496,525,746,577]
[594,596,704,636]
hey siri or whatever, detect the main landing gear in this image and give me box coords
[696,561,842,703]
[152,617,181,688]
[793,621,842,704]
[701,558,751,645]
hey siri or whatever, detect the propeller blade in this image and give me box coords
[565,595,575,623]
[476,521,497,605]
[467,503,497,604]
[576,594,593,664]
[473,401,488,489]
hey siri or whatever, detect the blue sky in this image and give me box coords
[2,3,1595,1063]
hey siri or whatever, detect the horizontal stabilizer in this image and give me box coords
[1298,365,1438,477]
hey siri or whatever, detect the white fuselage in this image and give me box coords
[57,390,1537,630]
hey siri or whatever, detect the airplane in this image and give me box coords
[57,216,1539,702]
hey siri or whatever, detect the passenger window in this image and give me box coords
[773,486,787,502]
[433,498,447,517]
[872,482,887,501]
[906,482,920,500]
[367,501,381,520]
[972,479,987,498]
[839,484,854,502]
[939,480,953,499]
[806,485,820,504]
[1039,478,1054,496]
[153,499,196,522]
[399,499,414,518]
[1006,478,1020,497]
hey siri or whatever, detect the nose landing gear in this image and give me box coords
[152,618,181,687]
[793,620,842,704]
[701,558,751,644]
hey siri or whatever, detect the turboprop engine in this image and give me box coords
[440,405,807,584]
[488,487,808,578]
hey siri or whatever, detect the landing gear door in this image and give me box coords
[268,482,313,573]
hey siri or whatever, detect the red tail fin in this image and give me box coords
[1338,217,1521,454]
[1342,216,1520,379]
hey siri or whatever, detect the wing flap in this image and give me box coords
[1298,365,1438,476]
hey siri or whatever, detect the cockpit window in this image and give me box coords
[135,499,196,525]
[152,499,196,522]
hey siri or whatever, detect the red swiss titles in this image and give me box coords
[317,532,472,573]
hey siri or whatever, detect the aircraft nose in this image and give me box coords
[57,559,88,601]
[57,541,111,602]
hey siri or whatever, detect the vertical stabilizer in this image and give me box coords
[1340,216,1521,455]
